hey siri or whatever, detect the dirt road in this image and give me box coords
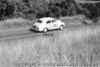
[0,22,84,40]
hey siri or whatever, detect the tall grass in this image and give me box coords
[0,26,100,67]
[0,18,34,30]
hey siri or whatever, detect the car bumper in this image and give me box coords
[31,27,43,31]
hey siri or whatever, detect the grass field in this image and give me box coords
[0,25,100,67]
[0,15,84,31]
[0,18,34,31]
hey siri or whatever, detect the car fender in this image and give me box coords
[58,21,64,26]
[62,22,65,26]
[39,25,48,31]
[37,25,44,31]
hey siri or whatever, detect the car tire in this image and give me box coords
[43,28,48,32]
[59,25,64,30]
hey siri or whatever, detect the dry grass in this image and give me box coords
[0,26,100,67]
[60,15,85,24]
[0,18,36,30]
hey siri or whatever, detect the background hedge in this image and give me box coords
[0,0,100,20]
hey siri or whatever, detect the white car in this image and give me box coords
[31,17,65,32]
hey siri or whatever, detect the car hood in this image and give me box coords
[56,20,61,22]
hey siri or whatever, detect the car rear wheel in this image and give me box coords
[59,25,64,30]
[43,28,48,32]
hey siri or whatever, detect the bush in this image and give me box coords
[0,0,100,20]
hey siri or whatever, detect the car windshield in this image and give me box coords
[37,20,42,23]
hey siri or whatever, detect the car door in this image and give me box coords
[52,19,59,29]
[46,20,53,30]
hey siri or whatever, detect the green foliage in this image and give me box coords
[76,2,100,20]
[0,0,100,20]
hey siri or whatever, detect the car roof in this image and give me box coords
[39,17,55,21]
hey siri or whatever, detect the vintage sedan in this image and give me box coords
[31,17,65,32]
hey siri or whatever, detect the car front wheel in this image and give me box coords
[59,25,64,30]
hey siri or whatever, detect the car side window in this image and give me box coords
[52,20,56,23]
[46,20,51,24]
